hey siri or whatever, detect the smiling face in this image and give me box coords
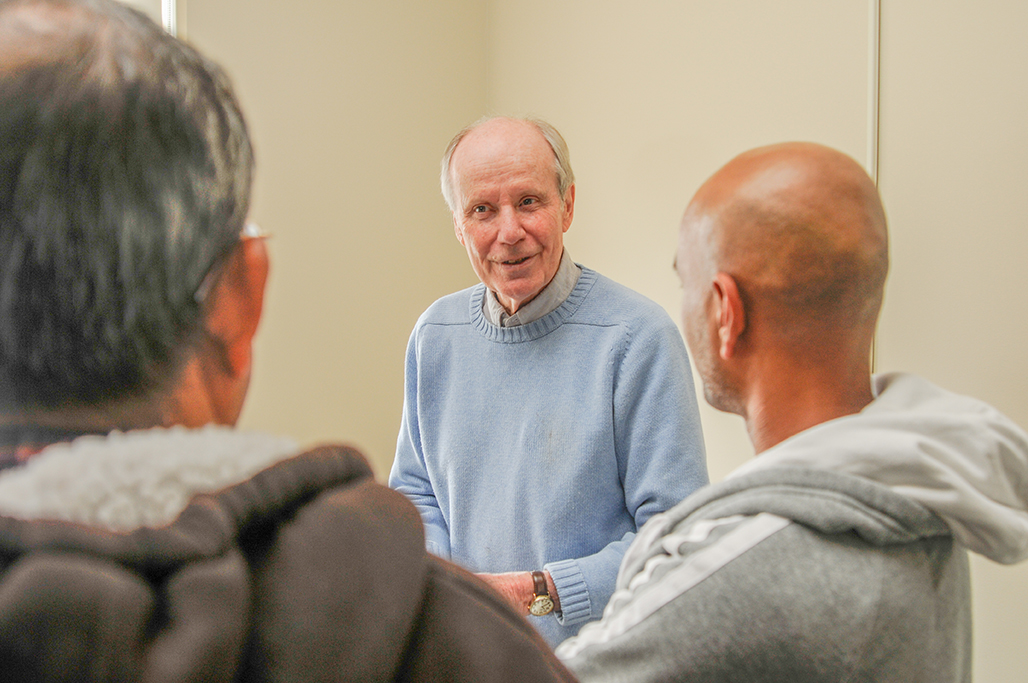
[448,119,574,314]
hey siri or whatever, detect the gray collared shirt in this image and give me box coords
[483,249,582,327]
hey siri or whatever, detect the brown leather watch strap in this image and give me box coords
[531,570,549,597]
[529,570,555,616]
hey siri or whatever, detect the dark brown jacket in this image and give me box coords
[0,444,577,682]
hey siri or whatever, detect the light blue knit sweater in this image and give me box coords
[390,266,708,645]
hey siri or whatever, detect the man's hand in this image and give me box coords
[476,570,560,615]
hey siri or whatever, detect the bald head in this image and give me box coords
[681,143,888,347]
[441,116,575,213]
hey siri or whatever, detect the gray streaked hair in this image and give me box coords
[440,116,575,213]
[0,0,253,410]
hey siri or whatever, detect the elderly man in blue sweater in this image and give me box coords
[389,116,709,645]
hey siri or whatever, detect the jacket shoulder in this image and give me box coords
[565,500,969,682]
[244,445,434,680]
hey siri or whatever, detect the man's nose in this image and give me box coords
[496,207,526,244]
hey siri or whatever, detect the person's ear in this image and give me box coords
[561,184,576,232]
[203,235,270,378]
[453,214,467,246]
[712,272,745,360]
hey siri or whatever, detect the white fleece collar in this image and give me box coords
[731,373,1028,564]
[0,426,299,532]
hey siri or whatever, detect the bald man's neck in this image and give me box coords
[740,334,876,453]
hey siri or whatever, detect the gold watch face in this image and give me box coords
[529,594,554,616]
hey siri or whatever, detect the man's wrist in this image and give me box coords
[526,570,562,616]
[544,570,561,611]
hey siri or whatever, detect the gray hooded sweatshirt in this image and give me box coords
[557,373,1028,682]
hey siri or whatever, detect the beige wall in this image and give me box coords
[487,0,873,482]
[182,0,484,474]
[875,2,1028,679]
[183,1,1026,678]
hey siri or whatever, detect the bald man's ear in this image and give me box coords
[712,272,745,360]
[203,236,270,378]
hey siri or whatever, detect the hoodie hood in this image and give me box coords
[730,373,1028,564]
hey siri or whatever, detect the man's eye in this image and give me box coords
[473,205,488,213]
[521,198,537,206]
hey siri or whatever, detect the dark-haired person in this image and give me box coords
[0,1,576,680]
[556,143,1028,681]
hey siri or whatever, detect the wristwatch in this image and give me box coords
[528,570,555,616]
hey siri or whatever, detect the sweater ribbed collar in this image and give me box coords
[469,264,598,343]
[482,250,582,327]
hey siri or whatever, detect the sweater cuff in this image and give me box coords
[545,559,591,626]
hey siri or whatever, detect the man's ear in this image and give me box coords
[712,272,745,360]
[203,236,270,378]
[561,184,576,232]
[453,215,467,247]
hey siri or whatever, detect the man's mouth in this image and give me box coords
[502,256,531,265]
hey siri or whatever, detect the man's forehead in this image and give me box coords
[450,121,559,201]
[453,119,553,168]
